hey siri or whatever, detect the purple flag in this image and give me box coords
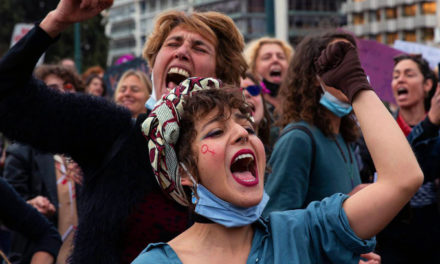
[356,38,404,104]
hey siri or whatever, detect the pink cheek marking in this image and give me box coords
[201,144,215,155]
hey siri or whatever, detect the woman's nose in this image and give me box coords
[174,44,189,61]
[233,125,249,144]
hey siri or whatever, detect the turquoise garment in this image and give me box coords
[264,121,361,215]
[132,194,375,264]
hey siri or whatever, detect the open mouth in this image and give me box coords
[166,67,190,90]
[270,69,281,78]
[397,87,408,96]
[248,103,256,114]
[230,150,258,186]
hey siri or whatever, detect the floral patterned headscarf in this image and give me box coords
[141,77,222,206]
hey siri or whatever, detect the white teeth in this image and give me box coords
[168,67,189,78]
[270,65,281,72]
[234,153,254,163]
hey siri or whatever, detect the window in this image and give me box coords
[404,31,416,42]
[403,4,416,17]
[353,13,365,25]
[247,17,266,35]
[386,32,398,45]
[248,0,264,12]
[369,10,381,22]
[423,28,434,41]
[385,8,397,19]
[422,2,436,14]
[376,34,383,43]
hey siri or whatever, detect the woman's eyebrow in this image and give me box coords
[234,112,250,121]
[201,116,223,131]
[193,40,214,52]
[165,35,183,43]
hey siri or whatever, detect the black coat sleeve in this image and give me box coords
[3,143,34,200]
[0,25,134,172]
[0,177,61,259]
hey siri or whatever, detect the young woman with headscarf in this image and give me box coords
[0,0,247,262]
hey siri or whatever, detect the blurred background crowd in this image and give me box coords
[1,0,440,264]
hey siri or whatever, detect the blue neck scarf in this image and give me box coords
[193,184,270,228]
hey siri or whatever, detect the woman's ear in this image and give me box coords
[424,78,433,95]
[181,176,193,187]
[179,164,195,187]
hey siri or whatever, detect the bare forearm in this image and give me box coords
[344,90,423,239]
[352,91,422,188]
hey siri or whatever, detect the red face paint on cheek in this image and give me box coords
[201,144,215,155]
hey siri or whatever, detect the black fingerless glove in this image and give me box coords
[314,41,373,103]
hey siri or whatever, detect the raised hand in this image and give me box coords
[428,84,440,126]
[40,0,113,37]
[314,41,372,103]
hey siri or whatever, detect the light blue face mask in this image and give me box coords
[145,73,157,110]
[193,184,270,228]
[319,91,353,117]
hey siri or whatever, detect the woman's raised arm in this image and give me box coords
[315,41,423,240]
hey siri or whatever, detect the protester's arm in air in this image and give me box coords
[315,41,423,240]
[0,0,133,169]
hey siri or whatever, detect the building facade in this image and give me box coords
[106,0,189,65]
[343,0,437,45]
[287,0,346,44]
[106,0,346,65]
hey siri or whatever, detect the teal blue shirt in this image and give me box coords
[264,121,361,215]
[132,194,375,264]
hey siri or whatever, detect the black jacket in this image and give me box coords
[0,25,188,263]
[0,177,61,262]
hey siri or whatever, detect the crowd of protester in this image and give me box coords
[0,0,439,264]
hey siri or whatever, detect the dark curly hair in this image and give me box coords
[34,64,85,93]
[175,87,252,205]
[278,31,359,142]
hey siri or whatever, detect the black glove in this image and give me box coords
[314,41,373,103]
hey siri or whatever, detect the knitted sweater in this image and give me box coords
[0,25,188,263]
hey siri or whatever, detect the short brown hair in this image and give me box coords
[143,10,247,86]
[34,64,85,92]
[278,31,359,142]
[244,37,294,75]
[82,65,105,82]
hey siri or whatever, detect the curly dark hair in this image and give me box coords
[175,87,252,205]
[278,31,359,142]
[393,54,438,111]
[34,64,85,93]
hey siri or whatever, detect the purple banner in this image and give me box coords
[356,38,404,104]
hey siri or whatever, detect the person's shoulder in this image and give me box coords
[5,142,35,159]
[275,121,315,149]
[268,194,348,221]
[132,242,181,264]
